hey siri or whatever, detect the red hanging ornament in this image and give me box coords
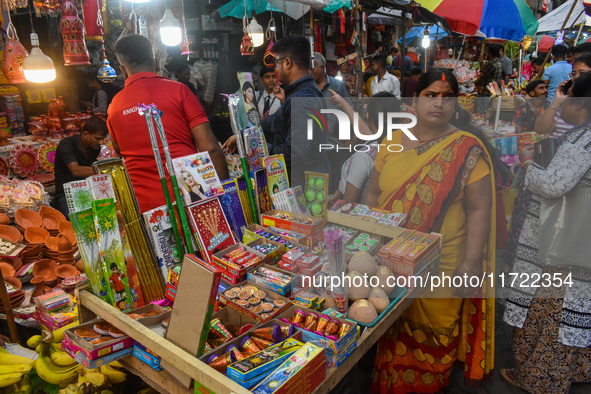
[241,33,254,56]
[338,9,345,34]
[82,0,103,40]
[2,22,28,84]
[60,0,91,66]
[263,31,276,67]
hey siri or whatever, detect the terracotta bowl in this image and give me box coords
[75,259,84,272]
[0,225,23,243]
[39,206,66,231]
[55,264,79,279]
[22,244,42,257]
[60,230,77,247]
[24,227,50,244]
[32,259,57,281]
[30,276,45,285]
[58,258,75,266]
[15,209,42,229]
[44,236,59,252]
[58,222,73,233]
[1,258,22,272]
[0,262,15,278]
[4,276,21,290]
[45,251,59,259]
[57,234,73,252]
[0,213,10,225]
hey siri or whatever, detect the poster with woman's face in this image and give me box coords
[172,152,224,204]
[237,72,261,127]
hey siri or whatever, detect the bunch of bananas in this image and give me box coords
[26,321,127,392]
[0,346,34,394]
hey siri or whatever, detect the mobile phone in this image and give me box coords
[562,79,573,94]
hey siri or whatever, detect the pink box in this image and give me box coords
[62,323,133,360]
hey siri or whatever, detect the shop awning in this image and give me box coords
[219,0,350,20]
[537,0,587,32]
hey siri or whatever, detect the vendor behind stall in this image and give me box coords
[54,117,108,217]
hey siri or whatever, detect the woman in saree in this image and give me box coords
[502,73,591,393]
[364,68,497,393]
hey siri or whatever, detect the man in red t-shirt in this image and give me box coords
[107,35,228,213]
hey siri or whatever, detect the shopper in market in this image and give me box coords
[402,67,422,106]
[474,43,503,114]
[81,73,109,114]
[365,68,496,393]
[174,64,198,96]
[512,80,549,133]
[369,55,401,98]
[259,34,330,188]
[312,52,350,99]
[534,54,591,137]
[54,117,108,217]
[107,34,228,213]
[543,45,571,101]
[502,73,591,394]
[499,45,513,84]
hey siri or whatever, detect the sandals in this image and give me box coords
[500,368,520,388]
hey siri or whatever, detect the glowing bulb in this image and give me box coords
[160,8,182,47]
[23,33,56,83]
[335,71,343,81]
[422,35,430,49]
[248,17,264,47]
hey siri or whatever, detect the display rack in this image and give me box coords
[76,213,436,394]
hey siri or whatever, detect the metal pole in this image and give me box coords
[355,0,361,96]
[401,11,406,90]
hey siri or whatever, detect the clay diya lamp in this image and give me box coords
[58,222,73,233]
[56,264,79,279]
[57,234,73,252]
[0,213,10,225]
[44,236,59,252]
[60,230,77,247]
[33,259,57,282]
[39,206,66,231]
[1,257,22,271]
[0,262,15,279]
[0,225,23,243]
[15,209,43,229]
[24,227,50,245]
[22,244,42,258]
[4,276,22,290]
[31,276,46,298]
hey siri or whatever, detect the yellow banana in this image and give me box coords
[85,371,106,387]
[49,348,77,367]
[42,320,79,344]
[17,375,31,394]
[100,364,126,384]
[0,373,23,388]
[109,360,124,369]
[0,351,35,367]
[26,335,42,349]
[50,343,63,352]
[0,364,32,375]
[35,344,82,385]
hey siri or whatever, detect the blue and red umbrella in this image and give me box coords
[420,0,538,41]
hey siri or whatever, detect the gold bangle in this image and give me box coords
[462,263,480,273]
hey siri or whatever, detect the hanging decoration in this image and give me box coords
[60,0,91,65]
[241,7,254,56]
[82,0,104,40]
[2,12,29,84]
[263,15,276,67]
[32,0,61,16]
[179,0,192,57]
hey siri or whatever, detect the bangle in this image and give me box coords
[550,102,562,111]
[521,159,534,168]
[462,263,480,273]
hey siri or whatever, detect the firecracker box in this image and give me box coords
[227,337,304,383]
[62,320,133,361]
[165,282,177,301]
[344,231,384,263]
[132,311,170,371]
[251,342,326,393]
[247,264,298,296]
[242,224,308,251]
[143,205,181,283]
[36,299,78,331]
[246,238,286,264]
[378,230,416,260]
[212,243,266,278]
[276,306,357,364]
[218,280,292,322]
[61,338,133,370]
[261,210,324,248]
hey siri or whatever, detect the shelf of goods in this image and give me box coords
[76,212,438,394]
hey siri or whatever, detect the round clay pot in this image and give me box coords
[57,234,73,252]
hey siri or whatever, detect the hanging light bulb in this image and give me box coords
[248,16,264,47]
[422,33,431,49]
[23,33,56,83]
[160,7,182,47]
[335,70,343,81]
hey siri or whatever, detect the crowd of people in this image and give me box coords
[49,30,591,394]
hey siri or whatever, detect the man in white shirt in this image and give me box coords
[369,55,400,98]
[256,66,281,119]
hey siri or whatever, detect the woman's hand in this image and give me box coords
[555,80,569,99]
[519,145,535,162]
[453,263,482,297]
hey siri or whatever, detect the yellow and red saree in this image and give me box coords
[371,130,496,393]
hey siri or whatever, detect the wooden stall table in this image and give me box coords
[76,213,438,394]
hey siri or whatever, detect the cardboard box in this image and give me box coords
[247,264,297,296]
[251,342,326,394]
[61,338,133,370]
[162,254,221,388]
[132,313,169,371]
[218,280,292,322]
[246,238,286,264]
[401,233,441,265]
[62,323,133,361]
[227,337,304,383]
[378,229,415,259]
[276,306,357,362]
[261,210,324,248]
